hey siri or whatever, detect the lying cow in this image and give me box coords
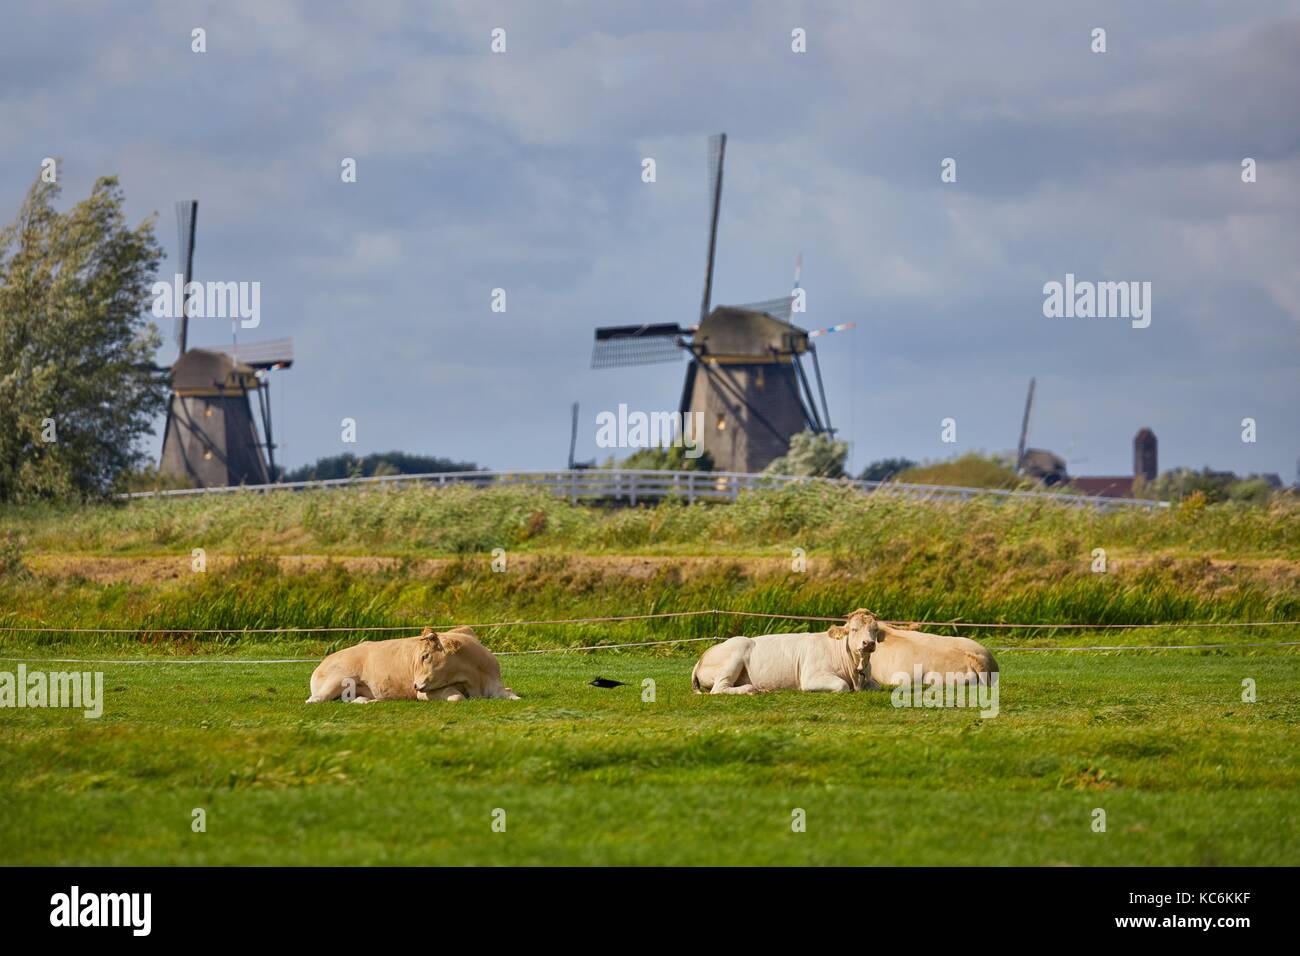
[843,609,999,686]
[690,614,879,694]
[306,626,520,703]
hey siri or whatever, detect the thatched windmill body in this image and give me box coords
[590,134,840,473]
[158,200,292,487]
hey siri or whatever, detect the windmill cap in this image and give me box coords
[695,306,809,359]
[170,348,260,394]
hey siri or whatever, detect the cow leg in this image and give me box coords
[418,686,465,702]
[800,673,852,693]
[306,671,350,703]
[710,649,760,695]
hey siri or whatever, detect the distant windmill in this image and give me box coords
[158,200,293,488]
[590,134,849,473]
[1014,377,1068,485]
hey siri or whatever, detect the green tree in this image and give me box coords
[764,429,848,478]
[859,457,916,482]
[613,444,715,472]
[895,452,1025,490]
[1139,466,1281,505]
[0,173,166,500]
[280,451,481,482]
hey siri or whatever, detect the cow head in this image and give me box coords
[412,626,522,699]
[833,608,884,686]
[413,627,447,693]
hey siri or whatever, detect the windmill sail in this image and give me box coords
[735,296,794,321]
[700,133,726,323]
[590,323,686,369]
[1017,377,1036,470]
[174,200,197,355]
[217,337,294,370]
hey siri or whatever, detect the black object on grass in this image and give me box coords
[589,677,629,689]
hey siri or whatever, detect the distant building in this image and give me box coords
[1067,428,1158,499]
[1134,428,1157,482]
[1070,476,1135,498]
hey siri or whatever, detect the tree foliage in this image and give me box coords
[280,451,481,482]
[764,429,849,478]
[0,173,165,500]
[607,444,715,472]
[859,457,917,482]
[895,453,1027,490]
[1137,466,1284,504]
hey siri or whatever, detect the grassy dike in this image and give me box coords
[4,482,1298,559]
[1,483,1297,654]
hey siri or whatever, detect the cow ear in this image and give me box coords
[424,631,445,652]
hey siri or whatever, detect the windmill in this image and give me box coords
[158,200,293,488]
[1014,377,1068,485]
[590,134,844,473]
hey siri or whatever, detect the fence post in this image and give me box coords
[629,472,638,507]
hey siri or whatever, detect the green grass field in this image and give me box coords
[2,485,1298,865]
[2,651,1298,865]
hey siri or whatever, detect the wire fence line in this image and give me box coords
[1,639,1297,666]
[3,609,1297,638]
[117,467,1168,511]
[1,609,1296,664]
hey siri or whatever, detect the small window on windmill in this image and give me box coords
[755,369,766,390]
[715,414,726,431]
[204,407,213,417]
[203,450,213,461]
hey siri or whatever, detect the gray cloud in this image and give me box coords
[2,0,1296,479]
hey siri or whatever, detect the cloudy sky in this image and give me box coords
[4,1,1297,479]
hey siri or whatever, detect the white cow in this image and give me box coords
[690,615,879,695]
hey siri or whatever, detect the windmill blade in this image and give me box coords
[791,352,825,433]
[1016,377,1036,470]
[735,296,794,321]
[699,133,727,323]
[174,200,198,355]
[590,323,687,369]
[808,322,856,338]
[809,346,833,434]
[568,402,579,469]
[217,337,294,370]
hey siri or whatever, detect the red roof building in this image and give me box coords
[1069,476,1136,498]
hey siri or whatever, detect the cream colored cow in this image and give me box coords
[842,609,998,686]
[306,626,520,703]
[690,615,879,694]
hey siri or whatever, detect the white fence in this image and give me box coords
[121,468,1168,510]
